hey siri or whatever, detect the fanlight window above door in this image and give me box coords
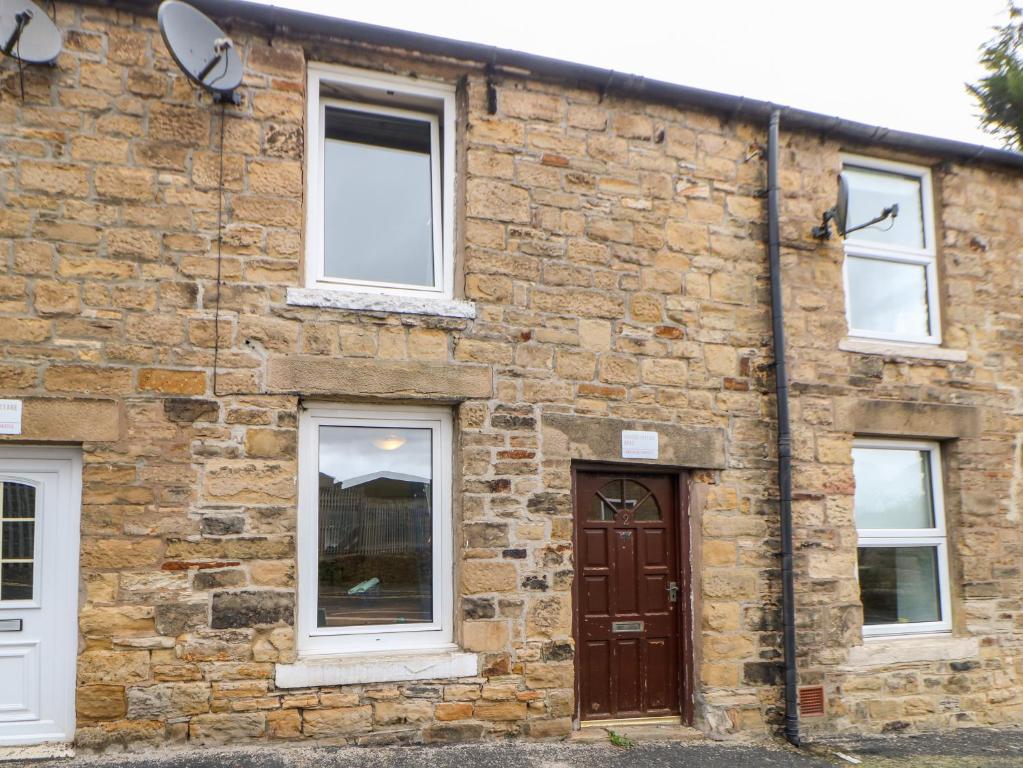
[588,479,661,522]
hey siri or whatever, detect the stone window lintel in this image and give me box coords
[836,399,980,440]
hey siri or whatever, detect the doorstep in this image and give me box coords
[569,721,705,743]
[0,743,74,762]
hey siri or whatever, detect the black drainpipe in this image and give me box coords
[767,109,801,748]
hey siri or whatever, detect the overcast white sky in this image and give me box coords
[243,0,1012,149]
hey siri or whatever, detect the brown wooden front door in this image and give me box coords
[575,470,685,721]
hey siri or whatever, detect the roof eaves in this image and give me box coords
[118,0,1023,171]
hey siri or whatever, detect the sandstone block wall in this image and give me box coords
[0,1,1020,752]
[780,137,1023,735]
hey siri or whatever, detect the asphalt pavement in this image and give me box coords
[8,726,1023,768]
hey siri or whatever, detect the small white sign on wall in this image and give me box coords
[0,399,22,435]
[621,430,658,460]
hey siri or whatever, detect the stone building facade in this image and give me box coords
[0,0,1021,754]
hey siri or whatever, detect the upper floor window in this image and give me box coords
[841,156,940,345]
[306,64,456,299]
[854,439,952,637]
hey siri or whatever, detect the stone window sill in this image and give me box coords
[844,635,978,668]
[839,337,968,362]
[286,287,477,319]
[275,647,479,688]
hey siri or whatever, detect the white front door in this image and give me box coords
[0,448,81,747]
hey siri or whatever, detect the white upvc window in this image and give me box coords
[841,155,941,345]
[305,63,456,299]
[853,439,952,637]
[297,403,453,656]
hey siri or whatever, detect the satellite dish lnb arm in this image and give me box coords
[2,9,31,56]
[842,203,899,237]
[197,36,233,82]
[811,202,899,240]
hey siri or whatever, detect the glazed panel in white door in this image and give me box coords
[0,449,81,747]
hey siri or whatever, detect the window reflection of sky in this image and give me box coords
[844,167,924,249]
[853,448,932,529]
[323,134,434,286]
[846,257,929,337]
[318,426,431,487]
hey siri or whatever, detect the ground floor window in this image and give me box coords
[297,403,453,655]
[853,438,952,636]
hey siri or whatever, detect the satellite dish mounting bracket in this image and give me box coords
[213,89,241,105]
[811,207,839,240]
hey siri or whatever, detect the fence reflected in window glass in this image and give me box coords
[316,426,433,628]
[858,546,941,625]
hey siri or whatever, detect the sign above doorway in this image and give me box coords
[621,430,658,460]
[0,400,22,435]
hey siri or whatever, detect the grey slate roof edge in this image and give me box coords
[115,0,1023,171]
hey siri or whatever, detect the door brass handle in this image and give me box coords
[667,581,679,602]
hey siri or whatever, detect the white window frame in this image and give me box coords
[854,438,952,637]
[297,403,454,656]
[841,155,941,346]
[305,63,456,299]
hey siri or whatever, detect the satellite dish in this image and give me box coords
[811,170,897,240]
[834,172,849,236]
[0,0,62,64]
[158,0,242,100]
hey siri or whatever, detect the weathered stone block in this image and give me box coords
[155,602,207,636]
[526,596,570,639]
[77,685,127,721]
[163,398,219,424]
[43,365,132,395]
[464,522,509,548]
[422,723,486,744]
[138,368,207,396]
[302,706,373,737]
[526,718,572,738]
[210,591,294,629]
[462,621,510,652]
[267,708,302,739]
[200,516,246,536]
[244,428,297,458]
[126,682,210,719]
[78,650,150,686]
[434,702,473,721]
[474,700,527,721]
[203,460,297,504]
[373,700,434,725]
[188,713,265,745]
[80,538,162,569]
[462,561,517,594]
